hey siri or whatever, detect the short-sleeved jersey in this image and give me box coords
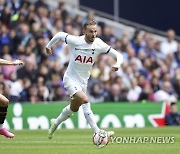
[64,35,111,84]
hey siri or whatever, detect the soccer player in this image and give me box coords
[0,59,23,138]
[45,20,123,139]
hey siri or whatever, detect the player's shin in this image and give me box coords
[55,104,74,126]
[82,103,100,133]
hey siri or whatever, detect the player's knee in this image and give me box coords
[1,99,9,107]
[71,106,80,112]
[73,108,79,112]
[81,96,89,104]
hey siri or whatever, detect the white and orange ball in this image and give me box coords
[93,131,110,148]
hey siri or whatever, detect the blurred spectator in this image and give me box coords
[52,86,68,101]
[9,79,23,102]
[161,29,178,57]
[154,81,177,102]
[37,64,50,82]
[36,84,49,102]
[27,84,38,103]
[9,29,20,55]
[131,30,146,56]
[35,0,48,9]
[17,57,37,82]
[105,83,123,102]
[51,19,63,36]
[17,23,33,47]
[173,43,180,67]
[102,80,111,99]
[56,45,70,66]
[138,74,148,89]
[138,83,155,101]
[165,102,180,125]
[48,73,65,100]
[58,2,69,22]
[89,83,104,103]
[36,76,49,102]
[0,0,179,104]
[0,6,11,26]
[0,25,10,51]
[82,10,95,26]
[172,68,180,100]
[151,76,160,92]
[101,25,116,43]
[40,17,52,38]
[127,78,142,102]
[154,41,166,60]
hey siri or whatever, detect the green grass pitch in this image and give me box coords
[0,127,180,154]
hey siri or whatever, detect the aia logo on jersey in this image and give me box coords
[75,55,93,63]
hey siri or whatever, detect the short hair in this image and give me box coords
[83,20,96,30]
[170,102,177,106]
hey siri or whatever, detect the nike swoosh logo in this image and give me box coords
[75,48,95,51]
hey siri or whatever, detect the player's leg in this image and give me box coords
[53,91,84,127]
[81,86,114,137]
[48,103,74,139]
[54,100,78,126]
[75,85,100,133]
[69,91,114,137]
[0,94,9,129]
[70,92,101,133]
[48,84,83,139]
[82,102,100,133]
[0,94,14,138]
[66,89,102,133]
[82,102,114,136]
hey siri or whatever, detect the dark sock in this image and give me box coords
[0,106,8,124]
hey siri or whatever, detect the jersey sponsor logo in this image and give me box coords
[75,55,93,63]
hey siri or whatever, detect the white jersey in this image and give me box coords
[64,35,111,84]
[46,32,123,86]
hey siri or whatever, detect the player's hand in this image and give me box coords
[45,47,53,55]
[13,60,24,65]
[112,64,120,71]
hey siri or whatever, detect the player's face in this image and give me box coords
[170,105,178,114]
[84,25,97,44]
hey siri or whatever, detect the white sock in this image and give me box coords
[55,105,74,126]
[82,103,100,133]
[0,124,3,129]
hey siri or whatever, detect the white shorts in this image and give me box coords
[63,75,87,99]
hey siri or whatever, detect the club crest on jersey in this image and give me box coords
[75,55,93,63]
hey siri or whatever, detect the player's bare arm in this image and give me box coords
[0,59,24,66]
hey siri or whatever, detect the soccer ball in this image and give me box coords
[93,131,110,148]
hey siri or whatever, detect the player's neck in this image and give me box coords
[84,36,94,44]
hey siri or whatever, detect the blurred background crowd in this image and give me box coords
[0,0,180,103]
